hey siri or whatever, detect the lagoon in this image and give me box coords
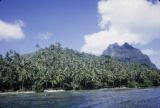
[0,88,160,108]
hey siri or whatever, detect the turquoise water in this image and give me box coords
[0,88,160,108]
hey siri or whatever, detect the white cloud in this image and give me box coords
[81,0,160,55]
[0,20,25,40]
[37,32,53,40]
[81,28,142,55]
[141,49,158,56]
[142,49,160,68]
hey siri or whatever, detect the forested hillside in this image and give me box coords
[0,43,160,92]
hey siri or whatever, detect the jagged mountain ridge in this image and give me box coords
[102,42,156,68]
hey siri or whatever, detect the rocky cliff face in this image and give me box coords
[102,42,156,68]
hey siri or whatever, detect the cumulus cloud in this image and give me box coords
[81,0,160,55]
[0,20,25,40]
[37,32,53,40]
[142,49,160,68]
[141,49,158,56]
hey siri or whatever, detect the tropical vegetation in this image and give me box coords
[0,43,160,92]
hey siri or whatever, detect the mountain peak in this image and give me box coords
[122,42,134,49]
[108,42,119,48]
[113,42,119,46]
[102,42,156,68]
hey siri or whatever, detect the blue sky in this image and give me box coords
[0,0,160,68]
[0,0,99,53]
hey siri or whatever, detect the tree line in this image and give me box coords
[0,43,160,92]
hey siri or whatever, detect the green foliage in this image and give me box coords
[127,81,138,88]
[0,43,160,92]
[140,79,153,87]
[32,83,44,92]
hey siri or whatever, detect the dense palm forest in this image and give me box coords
[0,43,160,92]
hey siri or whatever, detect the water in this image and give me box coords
[0,88,160,108]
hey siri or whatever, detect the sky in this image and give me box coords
[0,0,160,68]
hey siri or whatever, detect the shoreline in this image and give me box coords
[0,87,159,95]
[0,91,35,95]
[0,87,131,95]
[0,89,65,95]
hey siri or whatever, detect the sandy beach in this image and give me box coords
[0,89,65,95]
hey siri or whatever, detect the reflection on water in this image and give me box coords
[0,88,160,108]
